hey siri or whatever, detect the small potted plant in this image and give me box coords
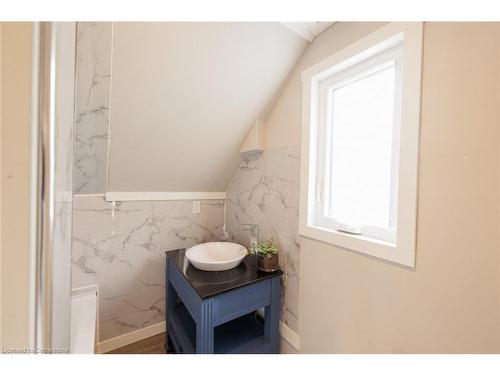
[250,239,279,272]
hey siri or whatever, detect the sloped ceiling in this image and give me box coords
[107,22,307,192]
[282,22,335,42]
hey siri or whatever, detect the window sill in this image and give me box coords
[299,224,415,267]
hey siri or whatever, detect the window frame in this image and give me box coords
[315,47,402,244]
[299,22,423,267]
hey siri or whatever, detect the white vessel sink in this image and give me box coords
[186,242,247,271]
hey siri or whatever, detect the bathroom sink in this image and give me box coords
[186,242,247,271]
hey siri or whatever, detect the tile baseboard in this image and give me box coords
[97,321,166,354]
[280,321,300,350]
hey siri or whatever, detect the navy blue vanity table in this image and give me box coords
[165,249,282,354]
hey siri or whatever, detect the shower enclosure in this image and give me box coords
[31,22,76,353]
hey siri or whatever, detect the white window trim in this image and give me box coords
[315,48,402,244]
[299,22,423,267]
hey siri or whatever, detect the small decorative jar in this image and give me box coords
[257,253,279,272]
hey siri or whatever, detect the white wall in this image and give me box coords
[71,196,224,345]
[265,22,386,149]
[0,22,33,350]
[263,22,500,353]
[107,22,306,193]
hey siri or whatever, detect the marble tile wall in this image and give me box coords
[72,195,224,341]
[74,22,112,194]
[226,145,301,334]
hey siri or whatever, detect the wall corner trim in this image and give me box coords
[105,191,226,202]
[279,321,300,350]
[240,120,265,154]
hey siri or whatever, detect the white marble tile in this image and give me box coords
[283,144,301,332]
[226,145,301,333]
[71,195,224,341]
[74,22,112,194]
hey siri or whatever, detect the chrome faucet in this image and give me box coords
[242,224,260,249]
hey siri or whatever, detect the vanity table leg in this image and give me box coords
[196,299,214,354]
[264,277,281,353]
[166,278,177,352]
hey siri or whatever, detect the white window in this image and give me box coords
[300,23,423,267]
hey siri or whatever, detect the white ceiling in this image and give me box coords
[107,22,307,192]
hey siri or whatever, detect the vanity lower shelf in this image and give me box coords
[168,303,270,354]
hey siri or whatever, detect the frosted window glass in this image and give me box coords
[328,64,396,228]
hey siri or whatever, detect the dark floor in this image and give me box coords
[107,333,167,354]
